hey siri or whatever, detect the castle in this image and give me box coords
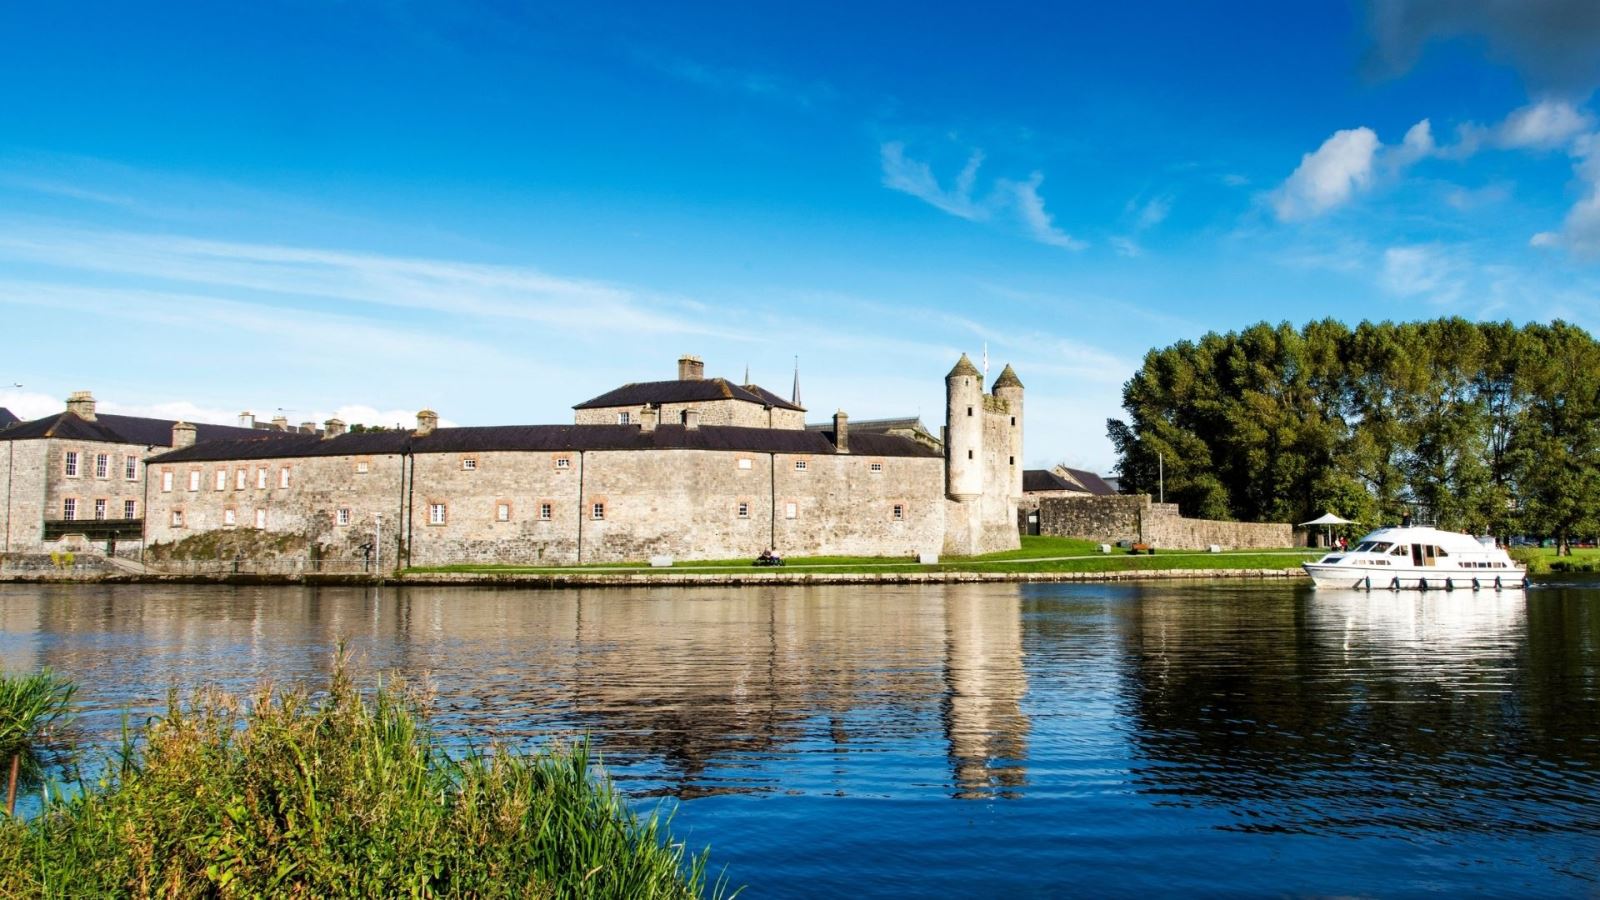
[2,354,1024,566]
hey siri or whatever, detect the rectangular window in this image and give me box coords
[617,412,631,425]
[336,508,350,526]
[539,502,552,520]
[968,450,973,459]
[591,502,605,520]
[224,508,237,526]
[124,500,137,519]
[1009,456,1015,466]
[62,498,76,521]
[279,468,290,489]
[215,470,227,491]
[355,461,369,474]
[188,471,200,491]
[496,503,510,522]
[257,468,268,489]
[737,458,752,470]
[429,503,446,525]
[555,457,571,470]
[737,502,749,519]
[870,462,883,473]
[125,455,139,480]
[95,453,108,478]
[254,509,266,528]
[893,504,905,521]
[236,469,247,490]
[64,452,79,477]
[1011,416,1016,426]
[785,502,797,520]
[161,471,174,492]
[795,460,807,471]
[94,499,106,520]
[967,406,973,416]
[462,458,477,471]
[171,510,184,528]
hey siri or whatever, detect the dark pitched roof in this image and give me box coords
[0,411,284,447]
[806,416,927,433]
[0,408,17,430]
[992,364,1023,390]
[573,378,804,412]
[948,354,981,378]
[1023,469,1078,493]
[1060,467,1117,496]
[146,423,942,464]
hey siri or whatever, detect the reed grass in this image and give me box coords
[0,670,76,817]
[0,660,732,898]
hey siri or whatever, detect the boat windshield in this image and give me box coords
[1355,541,1393,553]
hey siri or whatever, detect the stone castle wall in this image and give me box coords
[575,401,805,430]
[1037,495,1291,550]
[3,438,147,555]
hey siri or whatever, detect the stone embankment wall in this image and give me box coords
[0,552,118,581]
[1037,495,1293,550]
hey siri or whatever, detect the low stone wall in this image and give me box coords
[0,552,118,581]
[1036,495,1292,550]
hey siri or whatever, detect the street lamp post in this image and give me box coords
[1158,451,1164,505]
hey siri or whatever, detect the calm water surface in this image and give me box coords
[3,580,1599,897]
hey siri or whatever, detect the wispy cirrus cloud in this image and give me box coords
[1001,172,1086,250]
[880,142,1086,250]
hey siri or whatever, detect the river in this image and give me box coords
[2,580,1598,896]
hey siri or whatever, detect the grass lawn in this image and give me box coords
[405,535,1322,577]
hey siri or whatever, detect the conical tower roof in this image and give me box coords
[992,364,1023,389]
[947,353,982,379]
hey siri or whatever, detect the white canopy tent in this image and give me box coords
[1298,512,1355,548]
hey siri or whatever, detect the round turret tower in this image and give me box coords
[945,353,984,500]
[992,364,1024,500]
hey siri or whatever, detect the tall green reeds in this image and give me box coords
[0,670,76,816]
[0,662,732,898]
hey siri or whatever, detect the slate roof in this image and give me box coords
[1023,467,1118,496]
[573,378,804,412]
[1060,467,1118,495]
[146,423,941,464]
[0,408,17,430]
[0,411,292,447]
[806,416,925,433]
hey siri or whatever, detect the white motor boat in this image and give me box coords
[1303,526,1526,591]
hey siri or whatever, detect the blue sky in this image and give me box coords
[4,2,1600,470]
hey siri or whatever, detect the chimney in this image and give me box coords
[238,411,256,429]
[684,408,701,430]
[677,355,705,381]
[640,406,658,433]
[270,415,289,431]
[299,421,317,434]
[323,418,346,438]
[172,421,197,449]
[65,391,96,422]
[833,409,850,453]
[415,409,439,436]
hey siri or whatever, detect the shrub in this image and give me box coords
[0,669,76,816]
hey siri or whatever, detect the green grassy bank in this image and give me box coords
[0,663,731,899]
[407,535,1321,578]
[1509,547,1600,576]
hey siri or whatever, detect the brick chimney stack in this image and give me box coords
[66,391,96,421]
[238,412,256,429]
[172,422,197,449]
[684,408,701,430]
[415,409,439,436]
[677,355,705,381]
[323,418,346,438]
[833,410,849,453]
[640,406,658,433]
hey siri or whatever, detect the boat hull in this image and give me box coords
[1303,563,1526,591]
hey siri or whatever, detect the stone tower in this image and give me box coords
[992,364,1024,502]
[945,353,984,501]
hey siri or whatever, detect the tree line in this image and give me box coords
[1107,319,1600,551]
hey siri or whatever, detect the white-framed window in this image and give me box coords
[555,457,571,470]
[188,471,201,491]
[215,470,227,491]
[95,453,109,478]
[539,502,552,520]
[893,504,905,521]
[785,502,797,520]
[496,502,510,522]
[64,452,79,477]
[336,508,350,526]
[591,502,605,520]
[462,458,477,471]
[161,471,174,492]
[279,468,290,489]
[124,455,139,480]
[224,508,237,527]
[236,469,247,490]
[171,509,185,528]
[94,498,106,520]
[123,499,137,519]
[737,458,752,470]
[355,461,369,474]
[794,460,807,471]
[429,503,446,525]
[870,462,883,473]
[257,468,268,489]
[737,501,749,519]
[62,498,77,521]
[254,509,266,528]
[617,412,631,425]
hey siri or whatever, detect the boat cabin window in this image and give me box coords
[1390,544,1408,557]
[1358,541,1393,553]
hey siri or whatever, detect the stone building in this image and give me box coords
[806,416,941,452]
[141,354,1025,567]
[0,392,283,556]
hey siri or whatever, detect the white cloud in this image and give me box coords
[1380,244,1466,303]
[1272,127,1382,221]
[1390,119,1437,167]
[1110,236,1142,258]
[880,142,989,221]
[1135,195,1171,229]
[1004,173,1087,250]
[0,388,60,421]
[1495,99,1594,150]
[1524,132,1600,257]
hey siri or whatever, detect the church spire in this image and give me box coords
[791,356,802,407]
